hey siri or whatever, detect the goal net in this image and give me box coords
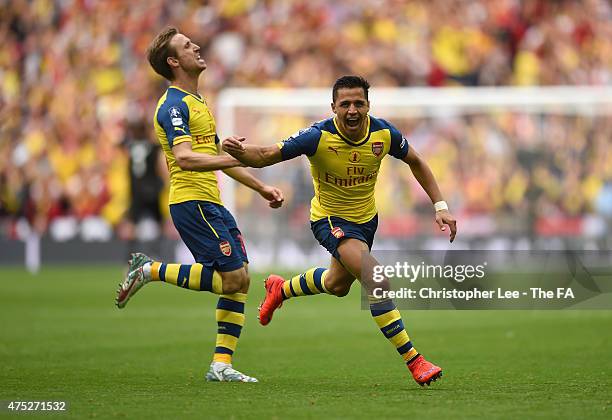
[216,87,612,269]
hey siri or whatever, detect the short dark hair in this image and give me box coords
[147,27,179,81]
[332,75,370,102]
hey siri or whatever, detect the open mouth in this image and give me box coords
[346,117,360,128]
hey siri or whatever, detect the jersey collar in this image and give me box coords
[333,115,371,147]
[169,85,205,104]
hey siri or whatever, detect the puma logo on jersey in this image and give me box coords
[327,146,340,156]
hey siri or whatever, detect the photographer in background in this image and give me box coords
[118,119,167,254]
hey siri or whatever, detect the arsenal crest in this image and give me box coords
[219,241,232,256]
[372,142,383,157]
[331,227,345,239]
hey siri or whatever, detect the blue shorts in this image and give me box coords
[169,201,248,272]
[310,215,378,260]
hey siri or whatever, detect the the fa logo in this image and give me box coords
[349,151,361,163]
[372,142,383,157]
[557,288,575,299]
[169,107,183,126]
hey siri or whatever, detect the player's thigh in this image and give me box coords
[336,238,383,292]
[218,207,250,293]
[336,238,369,277]
[218,205,249,266]
[169,201,245,273]
[310,215,378,270]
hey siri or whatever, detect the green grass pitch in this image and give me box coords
[0,266,610,419]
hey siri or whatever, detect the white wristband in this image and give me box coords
[434,201,448,212]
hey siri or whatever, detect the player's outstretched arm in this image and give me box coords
[222,137,283,168]
[403,146,457,242]
[172,141,243,171]
[218,144,284,208]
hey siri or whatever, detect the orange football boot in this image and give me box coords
[408,355,443,386]
[258,275,286,326]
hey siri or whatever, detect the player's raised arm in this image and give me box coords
[222,138,283,168]
[172,141,243,171]
[402,145,457,242]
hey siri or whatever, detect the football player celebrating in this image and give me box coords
[223,75,456,386]
[116,27,284,383]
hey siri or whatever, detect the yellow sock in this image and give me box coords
[369,298,419,364]
[150,262,222,294]
[281,268,330,298]
[213,293,247,364]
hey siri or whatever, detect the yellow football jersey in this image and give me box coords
[153,86,222,205]
[277,116,408,223]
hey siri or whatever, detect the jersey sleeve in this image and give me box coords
[276,126,321,160]
[157,101,191,148]
[382,119,409,159]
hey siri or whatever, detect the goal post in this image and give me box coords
[216,86,612,269]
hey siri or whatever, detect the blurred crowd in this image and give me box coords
[388,112,612,240]
[0,0,610,243]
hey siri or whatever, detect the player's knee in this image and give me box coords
[241,272,250,291]
[327,282,351,297]
[221,269,249,294]
[221,280,241,294]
